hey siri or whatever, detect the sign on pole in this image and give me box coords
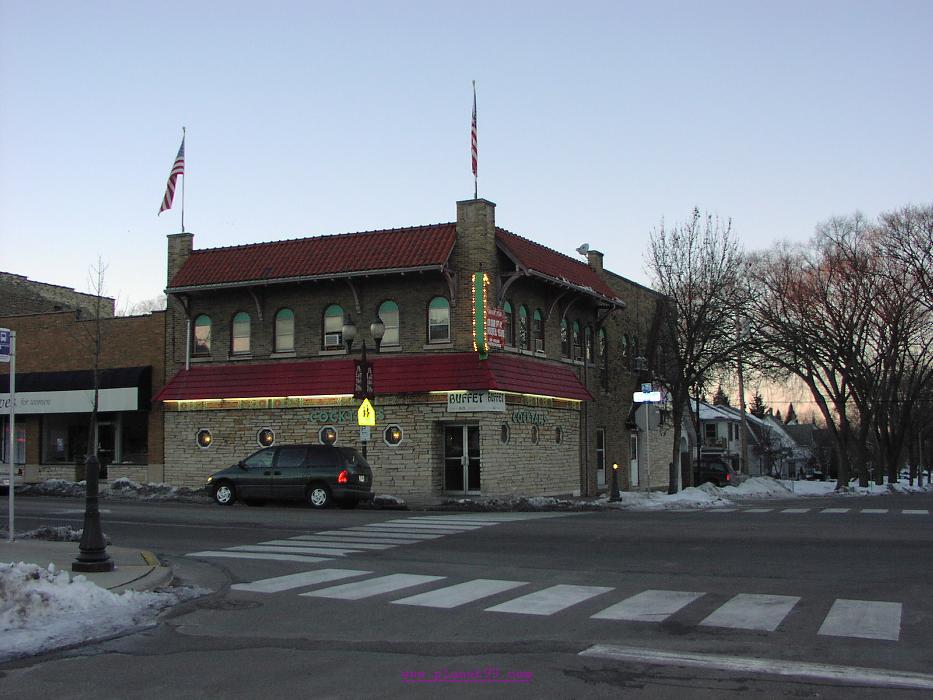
[357,398,376,427]
[2,328,15,543]
[0,329,11,363]
[353,359,374,400]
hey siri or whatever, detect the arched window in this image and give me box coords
[585,325,594,363]
[274,308,294,353]
[323,304,344,349]
[598,328,608,390]
[503,301,515,347]
[378,300,400,347]
[572,321,581,361]
[231,312,251,355]
[560,319,570,358]
[621,333,629,363]
[518,305,530,350]
[631,335,640,370]
[533,309,544,352]
[428,297,450,343]
[193,314,211,355]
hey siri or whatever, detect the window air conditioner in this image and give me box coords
[534,339,544,352]
[324,333,342,348]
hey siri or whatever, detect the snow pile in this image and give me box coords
[19,526,110,544]
[725,477,796,499]
[0,562,203,663]
[19,477,210,502]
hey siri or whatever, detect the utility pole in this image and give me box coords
[736,316,749,474]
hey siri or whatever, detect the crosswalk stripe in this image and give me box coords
[229,544,357,556]
[334,529,443,539]
[862,509,889,514]
[186,551,333,564]
[349,523,470,533]
[592,590,705,622]
[903,509,929,515]
[305,534,426,545]
[382,520,485,530]
[231,568,370,593]
[818,599,902,641]
[485,584,614,616]
[744,508,773,513]
[821,508,850,514]
[781,508,810,514]
[301,573,446,600]
[700,593,800,632]
[392,579,528,609]
[404,517,499,526]
[261,539,396,550]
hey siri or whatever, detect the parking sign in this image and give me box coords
[0,329,10,363]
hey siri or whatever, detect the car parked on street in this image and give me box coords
[694,459,738,487]
[206,444,374,509]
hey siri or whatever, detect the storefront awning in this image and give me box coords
[154,353,592,403]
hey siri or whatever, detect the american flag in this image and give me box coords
[158,136,185,214]
[471,82,478,180]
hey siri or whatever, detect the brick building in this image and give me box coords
[156,198,674,499]
[0,306,166,484]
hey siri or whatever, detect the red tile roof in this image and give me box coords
[495,228,620,302]
[154,353,592,402]
[168,224,458,290]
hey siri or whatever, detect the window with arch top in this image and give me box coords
[193,314,211,355]
[231,312,251,355]
[518,305,530,350]
[503,301,515,347]
[274,308,295,353]
[533,309,544,352]
[378,300,400,347]
[428,297,450,343]
[323,304,344,349]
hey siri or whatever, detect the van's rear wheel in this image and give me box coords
[213,482,236,505]
[307,485,331,509]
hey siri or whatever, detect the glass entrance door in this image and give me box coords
[444,425,481,493]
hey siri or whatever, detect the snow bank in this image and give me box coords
[0,562,204,663]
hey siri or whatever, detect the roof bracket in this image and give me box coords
[248,289,264,322]
[545,290,570,322]
[442,267,457,306]
[497,270,527,307]
[345,278,361,314]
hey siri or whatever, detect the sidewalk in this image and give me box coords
[0,539,173,594]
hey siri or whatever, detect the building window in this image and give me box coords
[193,314,211,355]
[555,426,563,444]
[196,429,213,449]
[531,425,539,445]
[257,428,275,447]
[518,305,530,350]
[500,424,510,444]
[319,426,338,445]
[275,308,295,353]
[503,301,515,347]
[231,312,251,355]
[596,428,606,480]
[621,333,629,365]
[585,325,594,364]
[378,300,400,347]
[323,304,344,349]
[428,297,450,343]
[560,319,570,358]
[631,335,640,370]
[704,423,717,442]
[533,309,544,352]
[572,321,582,361]
[384,425,403,446]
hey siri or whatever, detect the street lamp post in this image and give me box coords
[609,462,621,502]
[343,314,385,460]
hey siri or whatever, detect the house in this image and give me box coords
[154,198,675,498]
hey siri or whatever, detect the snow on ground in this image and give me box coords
[0,561,204,663]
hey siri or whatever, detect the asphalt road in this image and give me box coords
[1,492,932,698]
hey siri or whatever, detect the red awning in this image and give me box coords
[154,352,592,402]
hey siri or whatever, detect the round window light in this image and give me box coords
[319,426,338,445]
[258,428,275,447]
[500,424,510,444]
[196,429,213,449]
[384,425,403,446]
[531,425,539,445]
[555,426,563,444]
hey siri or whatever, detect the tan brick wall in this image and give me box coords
[164,393,580,497]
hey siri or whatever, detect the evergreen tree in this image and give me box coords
[712,385,731,406]
[785,403,798,424]
[750,391,768,418]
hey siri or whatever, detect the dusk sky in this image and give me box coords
[2,1,930,334]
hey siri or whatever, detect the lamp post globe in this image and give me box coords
[342,314,357,352]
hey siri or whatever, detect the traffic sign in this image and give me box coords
[357,398,376,427]
[0,329,11,364]
[354,359,374,399]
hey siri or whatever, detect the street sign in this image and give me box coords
[0,329,11,363]
[357,398,376,427]
[353,359,374,399]
[359,426,371,442]
[633,391,662,402]
[641,382,652,394]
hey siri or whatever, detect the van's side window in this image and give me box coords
[243,449,274,469]
[276,446,308,468]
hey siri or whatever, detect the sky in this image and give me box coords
[1,1,931,316]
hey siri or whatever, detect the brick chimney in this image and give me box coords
[587,249,604,273]
[166,232,194,287]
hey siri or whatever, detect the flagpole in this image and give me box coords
[180,126,186,233]
[472,81,478,200]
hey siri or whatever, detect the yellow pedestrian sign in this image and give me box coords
[357,398,376,427]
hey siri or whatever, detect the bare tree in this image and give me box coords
[646,208,747,493]
[118,294,167,317]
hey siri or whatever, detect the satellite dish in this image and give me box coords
[576,243,590,256]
